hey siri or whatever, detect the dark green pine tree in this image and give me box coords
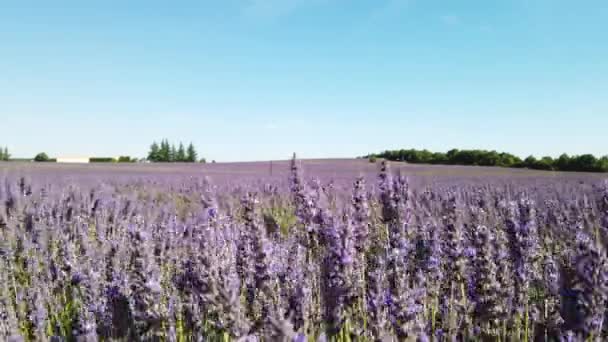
[147,141,160,162]
[2,147,9,161]
[158,140,164,161]
[176,142,186,162]
[186,143,197,163]
[169,144,177,162]
[159,139,170,162]
[0,147,4,161]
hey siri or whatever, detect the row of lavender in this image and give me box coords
[0,160,607,341]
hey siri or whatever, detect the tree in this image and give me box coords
[598,156,608,172]
[149,139,201,163]
[176,142,186,162]
[0,147,9,161]
[497,152,521,167]
[431,152,447,164]
[169,144,177,162]
[572,154,598,172]
[159,139,170,162]
[523,156,537,169]
[367,148,608,173]
[148,142,160,162]
[533,156,554,170]
[479,151,500,166]
[34,153,50,162]
[118,156,133,162]
[556,153,571,171]
[446,149,459,164]
[186,143,197,162]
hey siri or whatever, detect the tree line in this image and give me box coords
[0,141,203,163]
[367,148,608,172]
[0,146,9,161]
[33,153,135,163]
[147,140,203,163]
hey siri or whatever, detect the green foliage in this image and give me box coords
[368,156,377,163]
[118,156,134,162]
[598,156,608,172]
[369,148,608,173]
[169,144,177,162]
[0,146,10,161]
[573,154,599,172]
[34,152,50,162]
[89,157,116,163]
[526,156,554,171]
[187,142,197,162]
[176,143,186,162]
[523,155,538,169]
[555,154,571,171]
[262,205,297,237]
[160,139,170,162]
[148,142,160,162]
[431,152,448,164]
[148,140,201,163]
[46,285,81,341]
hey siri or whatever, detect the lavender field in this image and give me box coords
[1,158,607,341]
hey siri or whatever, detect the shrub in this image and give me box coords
[368,148,607,173]
[34,153,50,162]
[118,156,134,163]
[89,157,116,163]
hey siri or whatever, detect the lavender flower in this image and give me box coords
[365,250,388,341]
[321,217,355,337]
[0,154,606,340]
[440,194,471,338]
[126,224,162,338]
[289,154,316,227]
[569,234,608,339]
[378,162,422,338]
[540,252,564,340]
[504,197,540,334]
[471,225,503,336]
[599,180,608,247]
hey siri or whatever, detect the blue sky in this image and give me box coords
[1,0,606,161]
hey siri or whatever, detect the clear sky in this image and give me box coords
[1,1,606,161]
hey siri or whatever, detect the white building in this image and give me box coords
[56,156,90,164]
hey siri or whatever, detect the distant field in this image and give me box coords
[1,159,604,187]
